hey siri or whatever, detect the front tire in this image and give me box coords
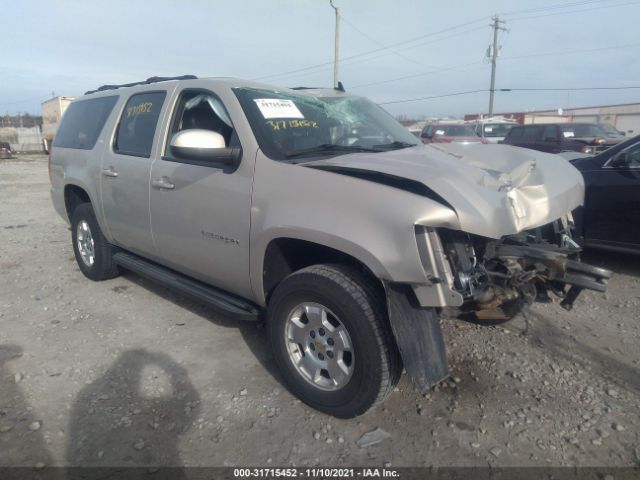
[268,264,401,418]
[70,203,120,281]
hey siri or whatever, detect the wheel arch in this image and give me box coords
[64,183,92,221]
[260,236,388,306]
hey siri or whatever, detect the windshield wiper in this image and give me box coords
[284,144,380,159]
[371,141,418,150]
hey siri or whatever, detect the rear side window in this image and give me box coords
[114,91,166,157]
[507,127,523,139]
[53,96,118,149]
[522,126,541,141]
[543,125,558,141]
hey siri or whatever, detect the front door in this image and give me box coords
[584,139,640,247]
[149,88,254,299]
[100,90,169,256]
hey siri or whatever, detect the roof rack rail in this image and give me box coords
[85,75,198,95]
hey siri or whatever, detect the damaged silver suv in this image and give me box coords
[50,75,611,417]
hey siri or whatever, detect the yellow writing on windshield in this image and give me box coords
[267,119,318,130]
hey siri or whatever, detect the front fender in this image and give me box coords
[250,152,461,305]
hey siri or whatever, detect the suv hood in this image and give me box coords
[305,143,584,239]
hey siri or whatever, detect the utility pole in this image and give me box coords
[329,0,340,89]
[487,15,506,118]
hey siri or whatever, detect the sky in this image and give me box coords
[2,0,639,118]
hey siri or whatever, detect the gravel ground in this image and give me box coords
[0,154,639,468]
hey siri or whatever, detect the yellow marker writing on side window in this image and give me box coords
[127,102,153,118]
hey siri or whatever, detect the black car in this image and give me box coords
[571,135,640,254]
[502,123,621,154]
[0,142,13,159]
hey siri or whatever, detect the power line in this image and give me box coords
[351,61,485,89]
[252,0,640,84]
[258,24,486,84]
[379,90,488,105]
[500,0,611,16]
[504,0,640,21]
[349,42,639,91]
[253,16,489,81]
[377,85,640,105]
[501,42,640,61]
[507,86,640,91]
[341,16,439,70]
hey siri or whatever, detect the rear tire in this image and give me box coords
[70,203,120,281]
[268,264,401,418]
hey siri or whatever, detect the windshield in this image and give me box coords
[479,123,516,138]
[560,124,607,138]
[432,125,477,137]
[234,87,419,160]
[598,123,620,135]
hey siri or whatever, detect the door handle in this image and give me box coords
[151,177,175,190]
[102,166,118,177]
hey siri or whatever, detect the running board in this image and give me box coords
[112,252,260,322]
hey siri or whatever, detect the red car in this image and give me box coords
[421,124,485,144]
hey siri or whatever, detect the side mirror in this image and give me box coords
[169,129,241,167]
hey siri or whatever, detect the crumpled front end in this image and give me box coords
[413,217,611,321]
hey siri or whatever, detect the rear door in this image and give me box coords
[518,125,543,151]
[148,86,254,299]
[583,139,640,248]
[100,90,170,256]
[539,125,561,153]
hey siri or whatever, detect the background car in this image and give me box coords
[571,134,640,254]
[471,120,517,143]
[502,123,622,154]
[0,142,13,159]
[421,124,484,144]
[597,122,626,140]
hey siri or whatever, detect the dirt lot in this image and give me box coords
[1,154,639,468]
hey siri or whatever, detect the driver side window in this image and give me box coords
[165,90,237,159]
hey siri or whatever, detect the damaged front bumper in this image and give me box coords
[388,220,611,393]
[413,221,611,318]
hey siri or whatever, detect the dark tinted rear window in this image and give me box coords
[53,96,118,149]
[507,127,523,139]
[114,91,166,157]
[522,125,541,141]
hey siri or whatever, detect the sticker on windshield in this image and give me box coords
[484,126,493,132]
[435,129,445,135]
[254,99,304,119]
[563,131,575,138]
